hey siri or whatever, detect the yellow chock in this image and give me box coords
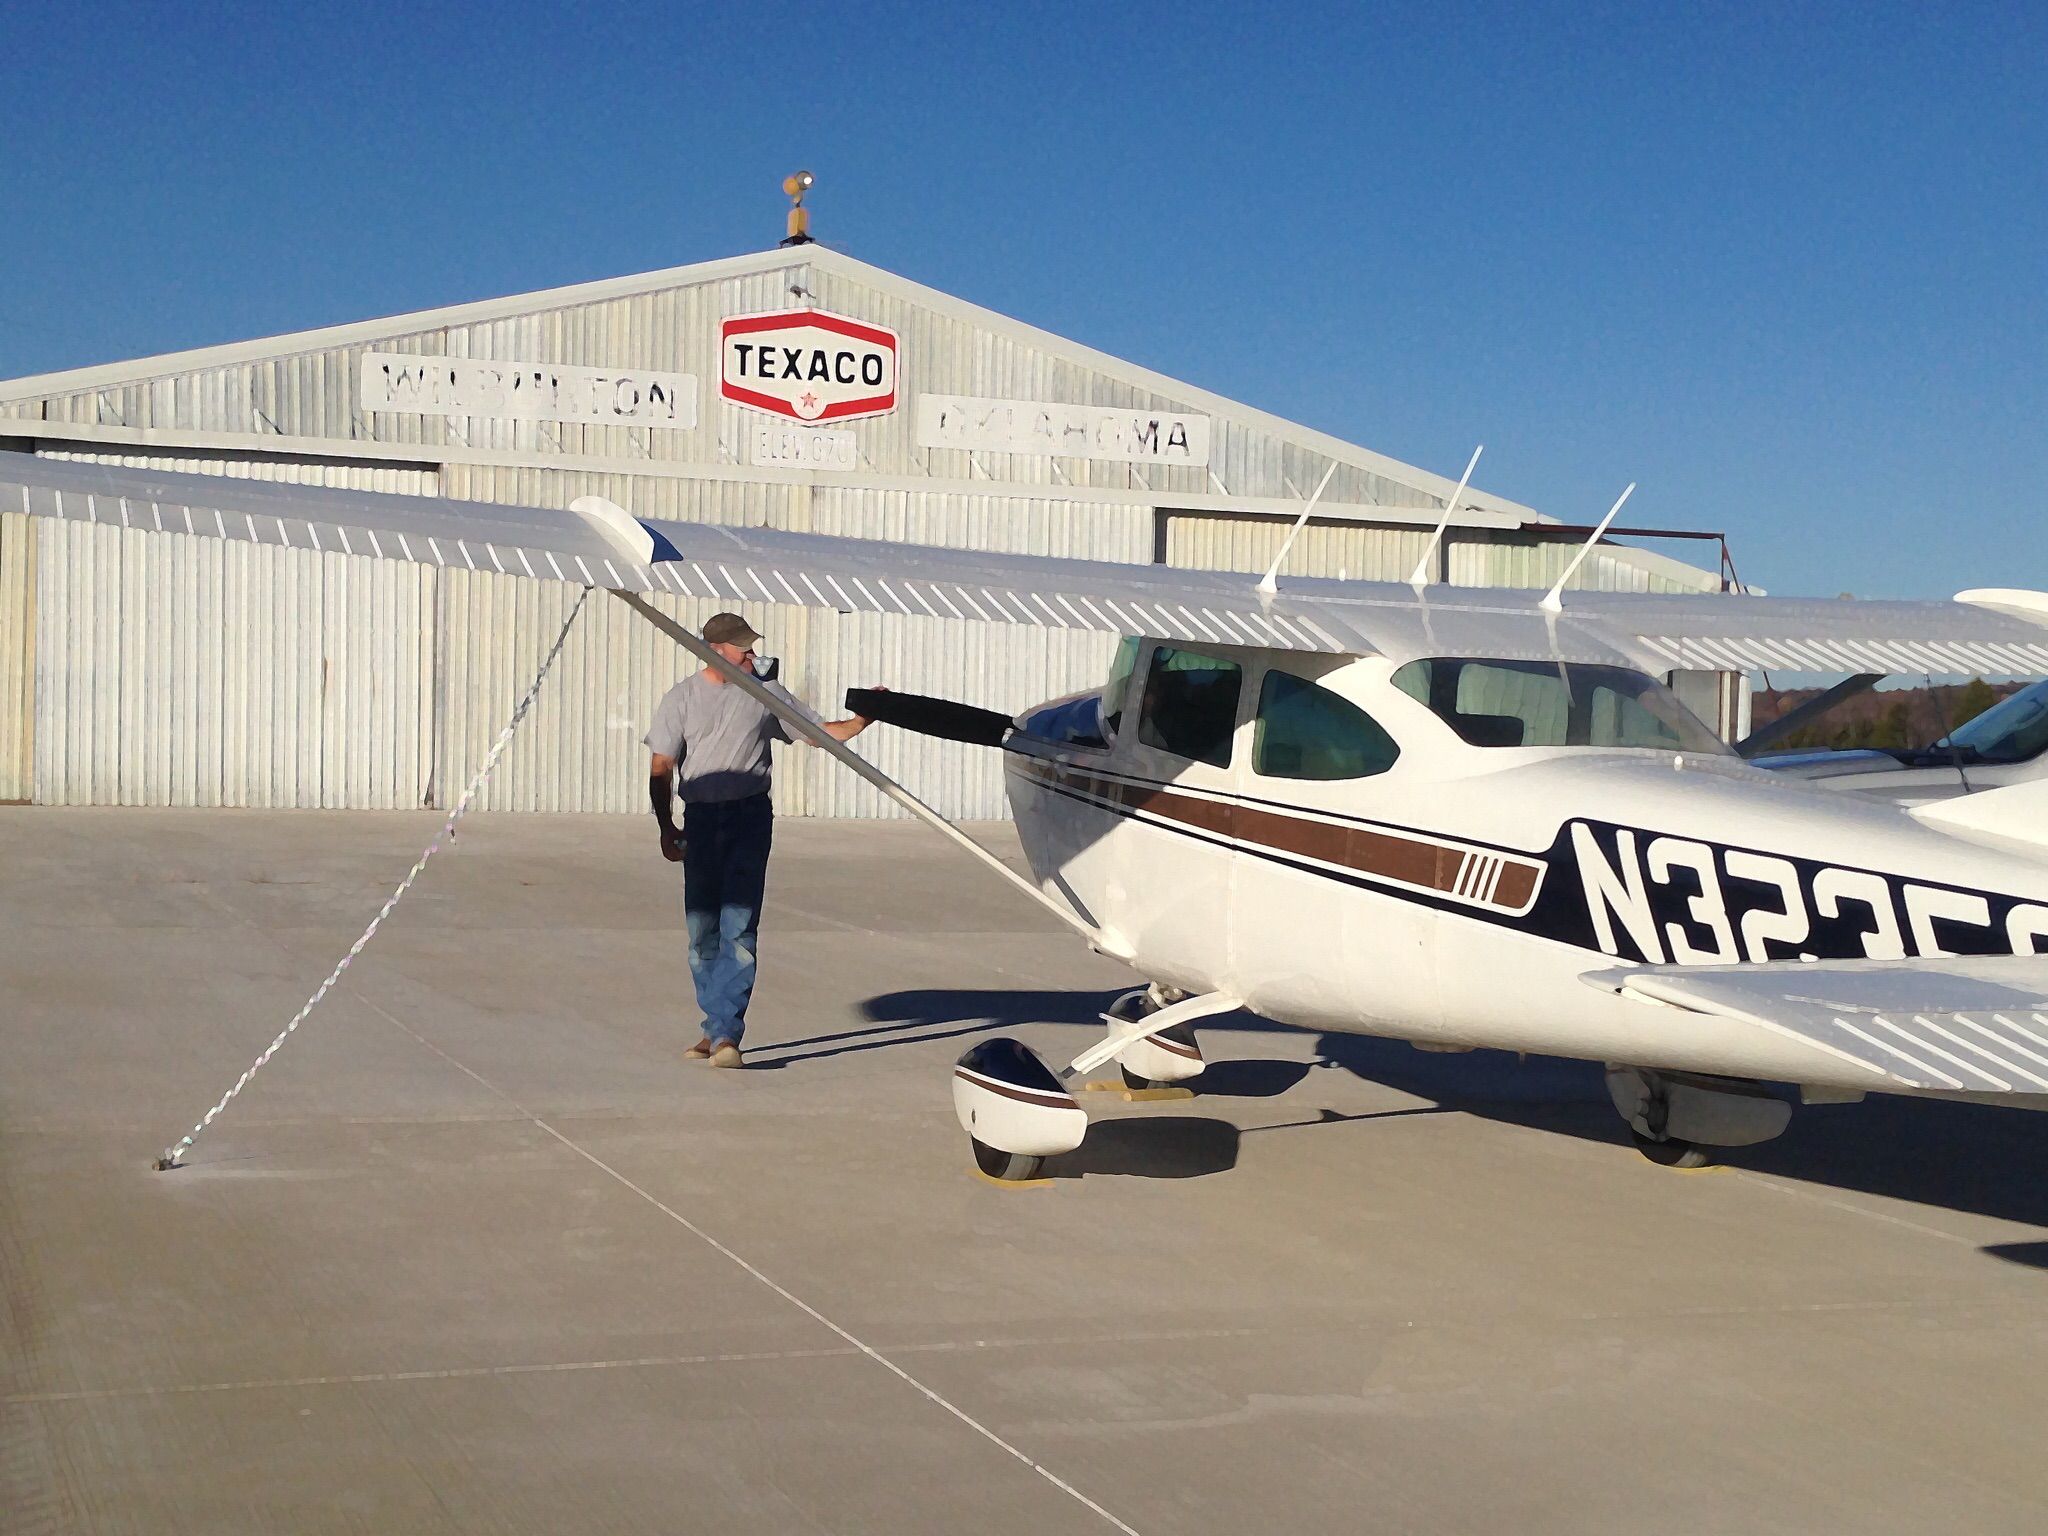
[1077,1079,1193,1102]
[971,1168,1054,1190]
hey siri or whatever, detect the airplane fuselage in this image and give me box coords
[1004,646,2048,1096]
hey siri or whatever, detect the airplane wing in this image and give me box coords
[11,454,2048,673]
[3,455,1359,655]
[1584,956,2048,1093]
[1555,588,2048,677]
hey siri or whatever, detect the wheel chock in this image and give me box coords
[970,1167,1055,1190]
[1076,1079,1195,1102]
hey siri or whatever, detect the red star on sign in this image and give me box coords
[799,391,820,410]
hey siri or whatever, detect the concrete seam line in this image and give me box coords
[357,993,1146,1536]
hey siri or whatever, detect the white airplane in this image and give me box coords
[1751,676,2048,805]
[12,456,2048,1181]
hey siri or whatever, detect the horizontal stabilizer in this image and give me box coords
[845,688,1012,748]
[1585,955,2048,1092]
[1911,778,2048,854]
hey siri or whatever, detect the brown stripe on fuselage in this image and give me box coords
[1011,756,1539,910]
[1492,863,1538,908]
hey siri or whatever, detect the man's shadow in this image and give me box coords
[745,988,1120,1069]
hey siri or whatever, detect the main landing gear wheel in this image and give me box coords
[971,1139,1047,1182]
[1119,1023,1200,1092]
[1606,1065,1790,1171]
[952,1037,1086,1184]
[1629,1131,1713,1169]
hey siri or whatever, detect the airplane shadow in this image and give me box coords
[1309,1030,2048,1233]
[817,987,2048,1235]
[1050,1116,1241,1179]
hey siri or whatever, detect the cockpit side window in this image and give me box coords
[1255,671,1400,780]
[1392,658,1729,754]
[1136,645,1243,768]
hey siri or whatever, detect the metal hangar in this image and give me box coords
[0,242,1726,815]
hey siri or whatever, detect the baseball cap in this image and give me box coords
[702,612,763,649]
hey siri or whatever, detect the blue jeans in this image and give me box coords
[682,793,773,1046]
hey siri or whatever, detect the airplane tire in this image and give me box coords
[972,1137,1046,1182]
[1114,1019,1201,1094]
[1631,1131,1713,1169]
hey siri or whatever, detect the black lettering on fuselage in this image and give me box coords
[1555,819,2026,965]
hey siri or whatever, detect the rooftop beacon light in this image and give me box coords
[780,170,816,247]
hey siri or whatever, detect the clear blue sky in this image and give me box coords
[4,1,2042,600]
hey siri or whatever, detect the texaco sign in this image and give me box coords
[719,307,900,423]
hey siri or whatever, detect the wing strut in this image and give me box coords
[610,592,1120,955]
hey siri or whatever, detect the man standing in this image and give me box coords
[645,612,876,1068]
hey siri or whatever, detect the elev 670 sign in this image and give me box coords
[719,307,899,423]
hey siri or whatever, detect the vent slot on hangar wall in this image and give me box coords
[1152,507,1434,584]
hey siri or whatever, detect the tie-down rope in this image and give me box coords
[154,588,591,1170]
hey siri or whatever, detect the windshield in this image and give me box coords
[1392,658,1730,754]
[1942,678,2048,764]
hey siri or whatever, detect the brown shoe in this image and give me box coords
[685,1037,714,1061]
[709,1042,744,1069]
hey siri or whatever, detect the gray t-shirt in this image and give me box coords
[644,671,821,804]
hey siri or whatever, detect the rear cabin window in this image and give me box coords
[1392,658,1728,754]
[1136,646,1242,767]
[1255,671,1400,780]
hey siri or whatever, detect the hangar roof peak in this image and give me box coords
[0,243,1545,525]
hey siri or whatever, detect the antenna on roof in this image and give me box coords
[1539,483,1635,613]
[1256,462,1339,596]
[1407,444,1483,590]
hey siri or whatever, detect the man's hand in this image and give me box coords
[848,683,888,729]
[651,754,682,858]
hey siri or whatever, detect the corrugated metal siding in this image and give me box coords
[5,259,1733,813]
[1448,534,1717,595]
[24,515,1111,819]
[795,610,1115,818]
[441,463,801,531]
[1160,510,1432,581]
[808,488,1150,561]
[23,259,1442,514]
[430,580,1110,821]
[0,511,34,799]
[33,518,434,809]
[37,448,440,496]
[434,578,794,816]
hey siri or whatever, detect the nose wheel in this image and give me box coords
[1102,987,1207,1093]
[971,1139,1047,1182]
[1628,1130,1712,1169]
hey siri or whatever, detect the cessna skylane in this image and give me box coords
[1751,675,2048,805]
[13,455,2048,1179]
